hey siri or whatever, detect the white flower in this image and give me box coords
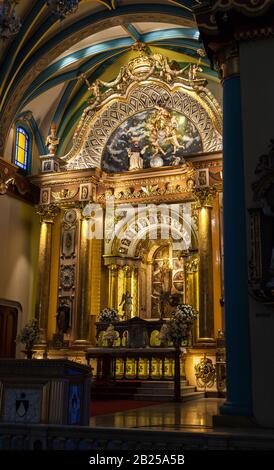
[99,308,119,322]
[17,319,40,349]
[157,304,197,346]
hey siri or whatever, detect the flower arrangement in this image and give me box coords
[102,324,117,346]
[16,318,41,350]
[158,304,197,346]
[98,307,120,323]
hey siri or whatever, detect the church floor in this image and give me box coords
[90,398,224,431]
[89,398,274,447]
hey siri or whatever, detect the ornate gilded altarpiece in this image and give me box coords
[32,51,223,373]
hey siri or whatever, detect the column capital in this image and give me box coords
[185,261,193,275]
[123,264,133,277]
[192,186,217,208]
[108,263,118,273]
[37,204,59,223]
[192,258,199,272]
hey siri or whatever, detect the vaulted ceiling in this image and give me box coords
[0,1,220,160]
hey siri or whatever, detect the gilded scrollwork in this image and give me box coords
[52,188,79,201]
[192,185,217,208]
[60,266,75,290]
[194,353,216,389]
[37,204,60,223]
[62,52,222,170]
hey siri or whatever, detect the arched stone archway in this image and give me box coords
[104,204,199,318]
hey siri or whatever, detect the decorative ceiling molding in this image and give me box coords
[0,4,196,154]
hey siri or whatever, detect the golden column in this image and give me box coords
[192,257,199,312]
[122,265,133,317]
[108,264,119,309]
[132,267,139,317]
[193,186,217,343]
[90,239,102,344]
[185,260,194,307]
[36,205,59,343]
[75,211,92,345]
[185,257,199,343]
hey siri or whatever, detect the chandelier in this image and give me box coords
[46,0,79,20]
[0,0,21,40]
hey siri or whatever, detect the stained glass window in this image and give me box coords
[14,127,30,171]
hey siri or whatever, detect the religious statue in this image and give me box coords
[79,73,101,110]
[128,137,144,171]
[56,304,70,335]
[45,122,60,155]
[159,258,172,294]
[119,291,133,320]
[144,107,184,159]
[181,63,203,82]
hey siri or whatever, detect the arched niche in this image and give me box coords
[63,79,222,170]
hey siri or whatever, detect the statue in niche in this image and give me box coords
[127,136,144,171]
[157,257,173,318]
[45,122,60,155]
[119,291,133,320]
[56,304,70,335]
[159,258,173,293]
[50,303,70,348]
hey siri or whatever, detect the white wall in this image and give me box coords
[0,196,40,347]
[240,37,274,427]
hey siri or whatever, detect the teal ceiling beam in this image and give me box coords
[22,37,134,102]
[158,45,217,77]
[0,0,47,86]
[147,37,199,50]
[3,3,194,110]
[58,51,126,142]
[59,104,86,154]
[22,36,202,106]
[52,80,77,127]
[1,16,57,103]
[142,28,199,43]
[20,70,76,109]
[124,23,142,41]
[151,40,210,62]
[21,47,129,107]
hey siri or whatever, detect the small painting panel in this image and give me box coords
[3,388,42,423]
[62,227,76,257]
[40,188,51,205]
[79,183,92,201]
[196,168,209,187]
